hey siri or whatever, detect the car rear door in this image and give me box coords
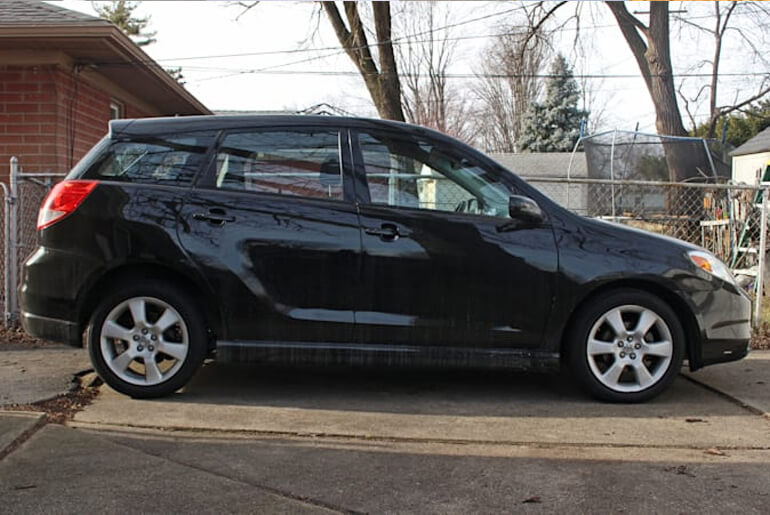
[177,126,361,344]
[351,128,558,349]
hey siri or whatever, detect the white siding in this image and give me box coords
[732,152,770,184]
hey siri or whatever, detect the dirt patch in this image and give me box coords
[4,374,100,425]
[0,326,63,350]
[752,325,770,350]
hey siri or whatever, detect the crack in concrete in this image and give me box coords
[0,415,47,461]
[105,436,365,515]
[69,420,770,452]
[680,373,770,420]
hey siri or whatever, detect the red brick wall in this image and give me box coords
[0,64,149,182]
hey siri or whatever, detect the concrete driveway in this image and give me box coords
[3,351,770,513]
[73,361,769,449]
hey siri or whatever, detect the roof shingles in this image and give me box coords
[731,126,770,157]
[0,0,107,25]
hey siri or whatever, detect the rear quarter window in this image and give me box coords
[82,131,215,185]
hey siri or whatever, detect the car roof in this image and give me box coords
[109,114,436,138]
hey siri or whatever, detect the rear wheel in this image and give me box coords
[87,280,206,398]
[568,289,684,402]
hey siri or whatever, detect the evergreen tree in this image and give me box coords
[95,1,187,85]
[519,54,588,153]
[691,99,770,148]
[94,1,156,47]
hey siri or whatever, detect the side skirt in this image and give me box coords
[216,340,560,372]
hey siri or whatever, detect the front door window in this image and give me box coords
[357,131,515,217]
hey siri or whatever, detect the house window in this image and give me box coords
[109,101,124,120]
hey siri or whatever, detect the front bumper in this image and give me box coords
[689,281,751,370]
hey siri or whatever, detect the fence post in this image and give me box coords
[8,156,19,326]
[1,179,8,329]
[609,129,617,221]
[755,186,768,327]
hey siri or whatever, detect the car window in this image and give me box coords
[215,130,343,201]
[357,131,513,218]
[84,132,215,185]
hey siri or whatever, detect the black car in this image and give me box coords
[21,115,751,402]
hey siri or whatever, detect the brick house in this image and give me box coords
[0,0,210,181]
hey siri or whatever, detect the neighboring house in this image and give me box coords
[214,103,352,117]
[731,126,770,185]
[490,152,589,213]
[215,110,293,116]
[0,0,210,181]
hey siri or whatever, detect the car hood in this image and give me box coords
[555,212,707,270]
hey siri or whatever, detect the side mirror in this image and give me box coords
[508,195,544,224]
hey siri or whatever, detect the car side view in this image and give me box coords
[20,115,751,402]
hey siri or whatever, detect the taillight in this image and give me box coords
[37,180,98,231]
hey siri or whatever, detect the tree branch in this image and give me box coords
[605,2,652,91]
[520,1,566,54]
[716,83,770,119]
[676,80,698,132]
[718,1,739,39]
[322,1,379,79]
[234,1,259,22]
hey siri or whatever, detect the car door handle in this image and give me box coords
[193,210,235,225]
[364,223,402,242]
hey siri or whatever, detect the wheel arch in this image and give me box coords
[76,263,222,349]
[559,279,701,370]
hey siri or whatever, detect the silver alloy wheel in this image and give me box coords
[99,296,189,387]
[585,304,674,393]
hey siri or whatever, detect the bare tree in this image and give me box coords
[474,7,551,153]
[603,2,703,182]
[674,1,770,138]
[395,2,472,141]
[321,2,404,121]
[521,2,709,179]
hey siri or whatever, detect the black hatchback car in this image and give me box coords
[21,115,751,402]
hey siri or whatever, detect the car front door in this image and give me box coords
[352,128,558,349]
[177,127,361,344]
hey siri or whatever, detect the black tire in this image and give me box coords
[567,289,685,403]
[87,279,207,399]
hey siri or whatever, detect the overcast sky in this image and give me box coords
[55,1,768,135]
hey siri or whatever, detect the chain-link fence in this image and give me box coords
[525,177,763,268]
[0,183,7,325]
[5,157,66,327]
[526,176,770,324]
[15,176,58,278]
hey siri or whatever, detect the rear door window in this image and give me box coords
[214,129,344,201]
[83,131,215,185]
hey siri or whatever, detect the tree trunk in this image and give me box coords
[606,2,709,184]
[371,2,404,121]
[322,1,404,121]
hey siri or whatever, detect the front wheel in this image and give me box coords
[567,289,685,403]
[87,280,207,398]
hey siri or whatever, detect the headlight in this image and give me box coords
[687,250,735,284]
